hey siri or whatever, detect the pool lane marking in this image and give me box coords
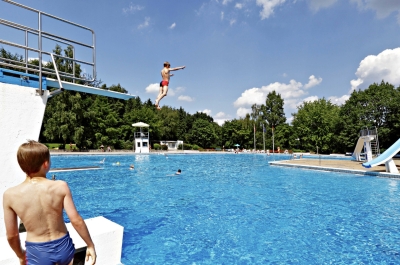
[49,166,102,172]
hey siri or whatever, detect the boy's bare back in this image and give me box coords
[3,140,96,264]
[4,178,70,242]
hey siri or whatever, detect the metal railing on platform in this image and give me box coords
[0,0,96,94]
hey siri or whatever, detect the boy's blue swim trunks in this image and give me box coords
[25,232,75,265]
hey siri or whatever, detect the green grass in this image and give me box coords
[44,143,62,149]
[44,143,77,150]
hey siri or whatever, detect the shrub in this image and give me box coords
[161,144,168,151]
[192,144,200,150]
[122,140,133,150]
[154,143,161,150]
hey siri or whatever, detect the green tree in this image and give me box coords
[292,98,340,154]
[0,47,24,71]
[337,81,400,152]
[262,91,286,130]
[189,119,219,148]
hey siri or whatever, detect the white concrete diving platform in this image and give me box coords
[0,216,124,265]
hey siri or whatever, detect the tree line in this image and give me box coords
[2,46,400,153]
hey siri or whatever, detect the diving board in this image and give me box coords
[362,138,400,173]
[46,78,135,100]
[0,69,136,100]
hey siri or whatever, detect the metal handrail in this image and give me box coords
[0,0,96,94]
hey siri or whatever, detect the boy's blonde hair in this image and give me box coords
[17,140,50,175]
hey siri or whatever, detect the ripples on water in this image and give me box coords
[51,154,400,264]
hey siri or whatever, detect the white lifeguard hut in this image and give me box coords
[132,122,150,153]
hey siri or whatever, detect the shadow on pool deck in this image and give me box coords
[269,158,400,178]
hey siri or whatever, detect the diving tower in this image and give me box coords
[0,1,132,264]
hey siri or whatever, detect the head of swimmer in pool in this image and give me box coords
[17,140,51,177]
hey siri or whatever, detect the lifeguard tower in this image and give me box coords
[0,1,135,264]
[133,122,150,153]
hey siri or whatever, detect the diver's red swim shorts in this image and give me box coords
[160,80,169,87]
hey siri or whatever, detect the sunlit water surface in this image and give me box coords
[50,154,400,264]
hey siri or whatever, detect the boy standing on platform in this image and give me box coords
[3,140,96,265]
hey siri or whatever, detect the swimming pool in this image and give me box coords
[51,154,400,264]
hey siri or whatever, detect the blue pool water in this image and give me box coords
[51,154,400,264]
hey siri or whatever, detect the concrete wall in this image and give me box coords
[0,83,49,237]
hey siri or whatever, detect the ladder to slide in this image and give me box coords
[360,127,380,158]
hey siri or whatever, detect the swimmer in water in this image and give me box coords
[175,169,181,175]
[130,164,134,170]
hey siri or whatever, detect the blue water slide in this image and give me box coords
[362,138,400,168]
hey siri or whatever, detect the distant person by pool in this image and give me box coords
[175,169,181,175]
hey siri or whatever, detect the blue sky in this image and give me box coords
[1,0,400,124]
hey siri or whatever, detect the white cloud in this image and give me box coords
[304,75,322,89]
[233,79,305,108]
[221,11,225,20]
[145,83,159,94]
[169,23,176,29]
[222,0,233,5]
[328,95,350,105]
[214,112,231,125]
[230,19,237,25]
[123,3,144,14]
[215,111,226,118]
[178,95,194,102]
[235,3,243,9]
[201,109,212,115]
[199,109,231,124]
[174,87,185,94]
[308,0,337,12]
[282,73,288,77]
[256,0,286,20]
[302,96,319,103]
[350,47,400,92]
[237,107,251,118]
[293,96,319,109]
[138,17,150,29]
[145,84,184,97]
[351,0,400,21]
[233,75,328,120]
[195,2,207,16]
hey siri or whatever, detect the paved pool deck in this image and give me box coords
[269,158,400,178]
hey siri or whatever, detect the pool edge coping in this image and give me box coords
[269,160,400,179]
